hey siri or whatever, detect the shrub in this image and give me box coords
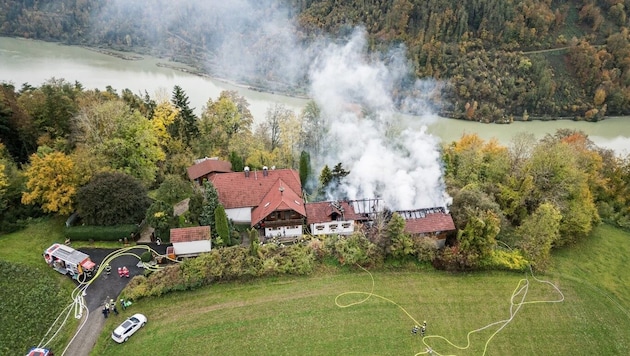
[479,249,529,271]
[65,224,138,241]
[413,237,439,263]
[324,232,380,266]
[140,251,152,263]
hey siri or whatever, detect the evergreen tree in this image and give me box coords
[249,228,260,257]
[331,162,350,184]
[299,150,310,188]
[187,189,204,225]
[199,181,220,237]
[170,85,198,145]
[214,204,230,247]
[228,151,244,172]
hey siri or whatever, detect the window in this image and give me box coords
[342,223,351,229]
[330,224,338,230]
[315,225,324,230]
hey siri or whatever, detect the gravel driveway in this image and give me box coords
[61,243,167,356]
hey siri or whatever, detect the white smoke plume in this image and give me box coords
[309,29,450,210]
[93,1,450,210]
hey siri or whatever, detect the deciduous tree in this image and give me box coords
[21,149,78,215]
[146,200,175,241]
[76,172,151,226]
[516,203,562,271]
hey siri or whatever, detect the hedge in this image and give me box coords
[65,224,139,241]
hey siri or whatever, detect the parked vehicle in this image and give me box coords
[26,347,53,356]
[111,313,147,343]
[43,243,96,281]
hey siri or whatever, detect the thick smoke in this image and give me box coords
[93,0,313,92]
[309,29,449,210]
[94,1,450,210]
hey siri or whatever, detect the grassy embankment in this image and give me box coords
[0,217,78,355]
[90,224,630,356]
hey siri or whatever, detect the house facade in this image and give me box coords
[210,167,306,239]
[305,201,366,236]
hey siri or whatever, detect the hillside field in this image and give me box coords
[90,225,630,356]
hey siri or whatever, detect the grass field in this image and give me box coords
[90,225,630,356]
[0,217,79,355]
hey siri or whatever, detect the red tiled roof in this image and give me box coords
[187,158,232,180]
[250,178,306,226]
[403,212,456,235]
[210,169,302,209]
[305,201,365,225]
[170,226,211,243]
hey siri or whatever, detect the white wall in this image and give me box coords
[226,207,252,224]
[310,220,354,236]
[173,240,212,257]
[265,225,303,238]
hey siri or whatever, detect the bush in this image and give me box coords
[479,249,529,271]
[413,237,439,263]
[140,251,153,263]
[65,224,138,241]
[324,232,381,266]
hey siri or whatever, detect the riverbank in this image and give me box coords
[81,46,143,61]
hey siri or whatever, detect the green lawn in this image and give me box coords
[91,224,630,356]
[0,217,79,355]
[0,217,66,266]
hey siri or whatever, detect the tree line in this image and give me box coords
[0,79,311,233]
[2,0,630,121]
[2,78,630,272]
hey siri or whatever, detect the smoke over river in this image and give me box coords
[308,29,449,210]
[96,0,450,210]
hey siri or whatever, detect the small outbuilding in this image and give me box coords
[168,226,212,259]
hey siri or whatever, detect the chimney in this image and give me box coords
[263,166,268,177]
[244,166,250,178]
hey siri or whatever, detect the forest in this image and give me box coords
[1,0,630,122]
[1,79,630,272]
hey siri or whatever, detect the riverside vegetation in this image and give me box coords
[2,0,630,121]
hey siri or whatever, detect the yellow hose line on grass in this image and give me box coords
[335,265,565,356]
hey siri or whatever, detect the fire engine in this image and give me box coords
[43,243,96,281]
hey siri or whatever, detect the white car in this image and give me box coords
[111,313,147,343]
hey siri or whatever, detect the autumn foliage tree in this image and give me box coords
[21,148,78,215]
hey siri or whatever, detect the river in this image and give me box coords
[1,36,629,155]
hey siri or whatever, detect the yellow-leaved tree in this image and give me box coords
[22,149,78,215]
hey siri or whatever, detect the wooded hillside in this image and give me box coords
[1,0,630,121]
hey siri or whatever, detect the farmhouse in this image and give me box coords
[167,226,212,259]
[210,167,306,239]
[187,157,232,185]
[397,207,456,248]
[305,200,366,236]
